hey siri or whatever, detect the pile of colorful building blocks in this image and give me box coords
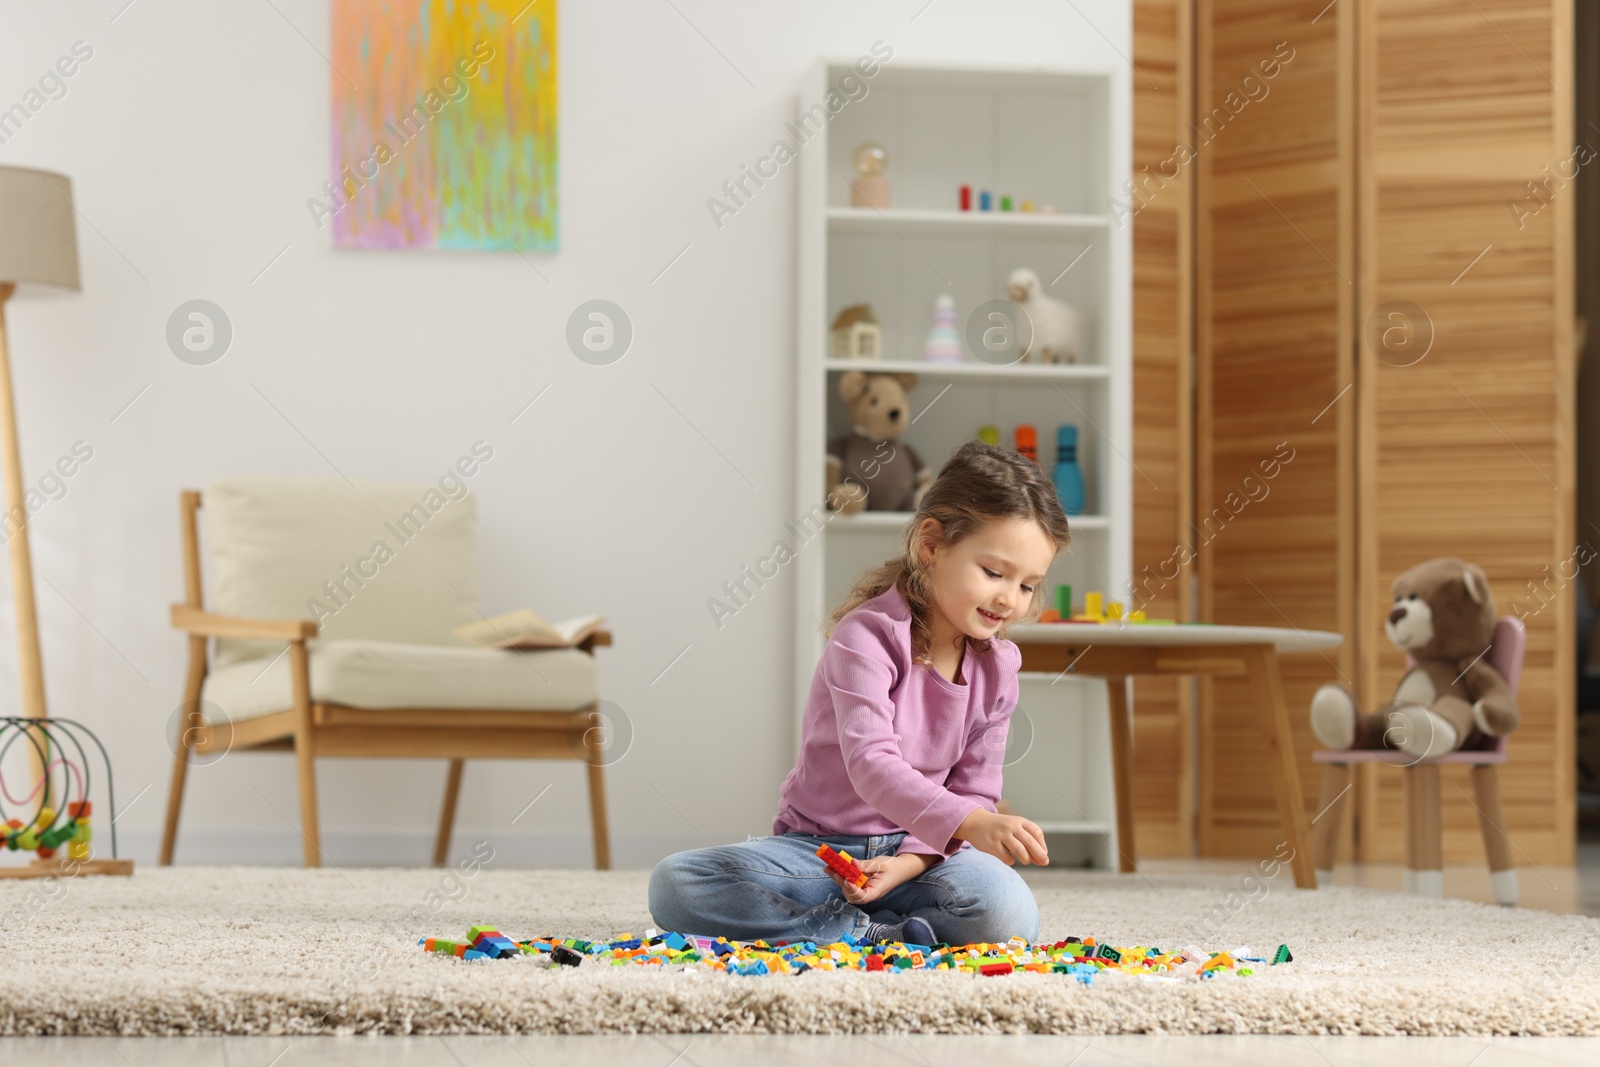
[418,925,1292,983]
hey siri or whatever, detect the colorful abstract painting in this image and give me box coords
[327,0,557,250]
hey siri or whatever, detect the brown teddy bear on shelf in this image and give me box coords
[1309,557,1520,760]
[824,371,931,514]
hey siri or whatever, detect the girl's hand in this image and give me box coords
[824,854,924,905]
[955,808,1050,866]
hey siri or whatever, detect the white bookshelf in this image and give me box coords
[793,60,1132,869]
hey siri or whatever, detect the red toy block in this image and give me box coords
[815,844,868,888]
[979,961,1014,976]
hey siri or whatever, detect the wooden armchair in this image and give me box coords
[160,477,613,869]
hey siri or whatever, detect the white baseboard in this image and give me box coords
[112,828,711,870]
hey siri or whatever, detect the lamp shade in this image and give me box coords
[0,166,81,295]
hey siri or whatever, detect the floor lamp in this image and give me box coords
[0,166,82,801]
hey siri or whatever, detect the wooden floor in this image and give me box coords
[0,1033,1594,1065]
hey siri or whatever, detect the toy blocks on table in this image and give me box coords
[815,843,869,888]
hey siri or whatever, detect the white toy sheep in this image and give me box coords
[1006,267,1082,364]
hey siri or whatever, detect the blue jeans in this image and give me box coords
[647,830,1041,946]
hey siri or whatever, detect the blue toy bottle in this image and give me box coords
[1054,424,1085,516]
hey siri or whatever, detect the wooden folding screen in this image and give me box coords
[1353,0,1575,865]
[1192,0,1357,858]
[1178,0,1575,866]
[1130,0,1196,856]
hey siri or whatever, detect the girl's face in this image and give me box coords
[920,517,1057,642]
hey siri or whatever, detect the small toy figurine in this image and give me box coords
[816,843,869,888]
[1007,267,1082,363]
[959,184,972,211]
[1000,195,1013,211]
[850,142,890,208]
[1021,200,1035,213]
[979,190,993,211]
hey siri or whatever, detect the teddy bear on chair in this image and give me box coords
[1309,557,1520,761]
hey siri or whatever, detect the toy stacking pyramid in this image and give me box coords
[922,293,962,362]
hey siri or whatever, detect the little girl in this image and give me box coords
[649,441,1070,947]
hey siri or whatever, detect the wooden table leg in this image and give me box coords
[1105,675,1138,873]
[1243,646,1315,888]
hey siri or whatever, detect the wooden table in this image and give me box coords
[1005,621,1344,889]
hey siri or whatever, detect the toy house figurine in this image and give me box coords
[831,304,883,361]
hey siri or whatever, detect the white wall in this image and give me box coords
[0,0,1131,867]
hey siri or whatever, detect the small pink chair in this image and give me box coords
[1311,616,1524,905]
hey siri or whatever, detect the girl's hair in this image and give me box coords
[825,440,1072,664]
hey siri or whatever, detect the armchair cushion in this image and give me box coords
[200,640,598,722]
[204,476,479,667]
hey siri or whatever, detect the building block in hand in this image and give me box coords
[815,843,869,887]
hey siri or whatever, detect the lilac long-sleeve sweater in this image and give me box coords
[773,582,1022,858]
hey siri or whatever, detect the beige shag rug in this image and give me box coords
[1,865,1596,1036]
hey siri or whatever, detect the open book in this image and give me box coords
[454,610,606,650]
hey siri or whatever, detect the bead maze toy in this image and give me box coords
[0,716,132,879]
[418,923,1295,984]
[815,842,869,888]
